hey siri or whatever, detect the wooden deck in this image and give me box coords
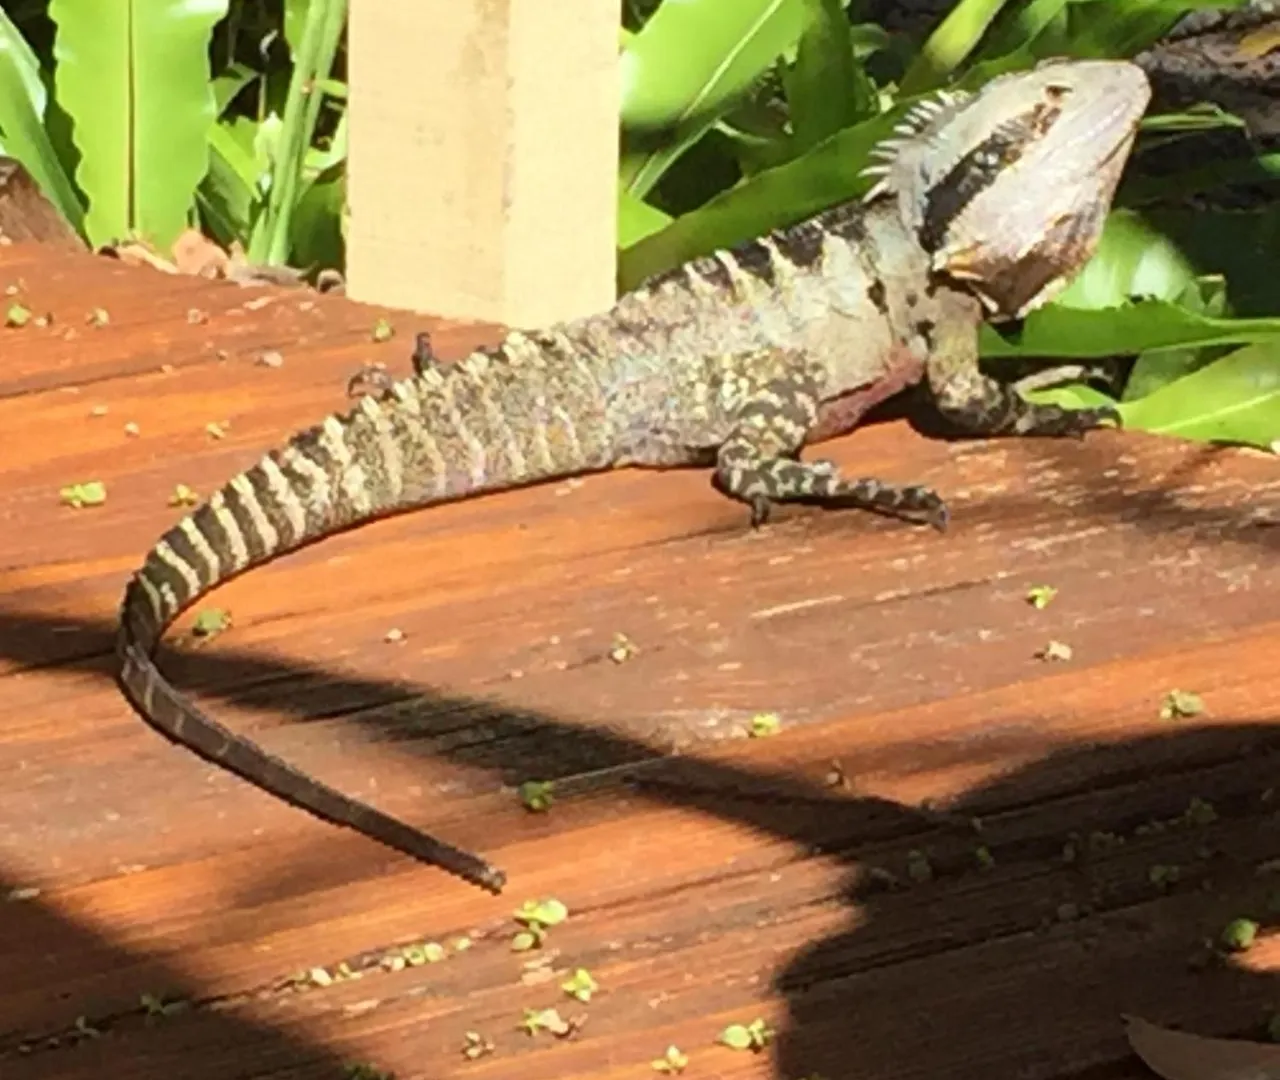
[1,240,1277,1080]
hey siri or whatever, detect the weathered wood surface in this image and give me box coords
[0,241,1277,1080]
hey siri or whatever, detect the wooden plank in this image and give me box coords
[0,242,1277,1080]
[345,0,618,326]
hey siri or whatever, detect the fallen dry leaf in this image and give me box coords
[171,228,230,279]
[1124,1014,1280,1080]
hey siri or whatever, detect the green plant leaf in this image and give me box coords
[982,301,1280,360]
[0,7,84,232]
[289,163,343,271]
[619,105,904,288]
[620,0,812,196]
[248,0,346,265]
[1119,341,1280,449]
[1054,210,1198,311]
[212,62,258,116]
[618,189,672,249]
[901,0,1013,96]
[783,0,871,151]
[50,0,228,249]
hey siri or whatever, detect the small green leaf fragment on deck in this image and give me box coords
[519,780,556,812]
[60,481,107,508]
[191,608,232,638]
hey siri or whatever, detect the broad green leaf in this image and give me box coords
[248,0,345,265]
[50,0,228,249]
[200,120,261,243]
[1119,341,1280,449]
[618,189,672,249]
[212,62,258,116]
[619,105,904,288]
[0,8,84,231]
[289,164,343,270]
[1139,102,1245,134]
[784,0,871,151]
[1138,204,1280,319]
[620,0,812,195]
[901,0,1013,96]
[1055,210,1198,311]
[979,0,1069,59]
[982,300,1280,360]
[0,5,46,115]
[284,0,311,58]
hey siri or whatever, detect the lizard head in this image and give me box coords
[864,59,1151,320]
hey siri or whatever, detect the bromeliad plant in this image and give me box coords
[0,0,347,270]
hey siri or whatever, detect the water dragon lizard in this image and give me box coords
[116,59,1152,894]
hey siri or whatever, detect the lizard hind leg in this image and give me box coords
[711,361,947,530]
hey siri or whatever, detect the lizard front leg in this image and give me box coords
[712,353,947,529]
[924,300,1119,438]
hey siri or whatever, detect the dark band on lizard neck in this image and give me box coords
[917,101,1063,254]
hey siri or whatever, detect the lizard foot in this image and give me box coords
[718,459,948,531]
[346,361,395,399]
[1012,403,1122,439]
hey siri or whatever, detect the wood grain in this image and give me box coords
[0,242,1276,1080]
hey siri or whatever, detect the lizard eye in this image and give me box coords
[1045,83,1071,101]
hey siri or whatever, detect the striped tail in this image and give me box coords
[115,347,613,894]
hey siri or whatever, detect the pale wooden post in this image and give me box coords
[346,0,619,328]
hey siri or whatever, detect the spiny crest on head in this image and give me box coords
[860,88,970,202]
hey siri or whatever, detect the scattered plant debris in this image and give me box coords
[461,1031,494,1060]
[1026,585,1058,609]
[651,1045,689,1073]
[1219,917,1259,953]
[748,712,781,738]
[609,632,638,663]
[191,608,232,640]
[87,307,109,327]
[520,1007,573,1037]
[561,968,598,1003]
[256,349,284,368]
[719,1018,774,1052]
[383,627,405,644]
[205,421,230,440]
[519,780,556,812]
[123,421,140,437]
[60,481,107,508]
[372,317,395,343]
[512,897,568,951]
[343,1063,394,1080]
[169,484,199,507]
[906,849,933,883]
[6,302,31,327]
[1161,689,1206,721]
[1036,640,1073,662]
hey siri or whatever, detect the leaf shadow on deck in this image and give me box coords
[1,606,1277,1079]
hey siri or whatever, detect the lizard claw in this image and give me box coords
[749,497,773,529]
